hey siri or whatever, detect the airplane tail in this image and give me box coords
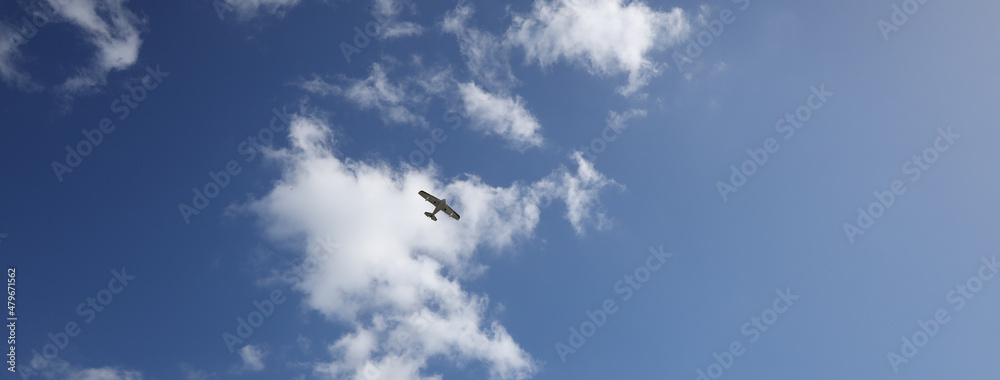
[424,212,437,221]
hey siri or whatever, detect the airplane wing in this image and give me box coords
[418,190,440,205]
[442,205,460,220]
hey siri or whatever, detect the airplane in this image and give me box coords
[418,190,460,221]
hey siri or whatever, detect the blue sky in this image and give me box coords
[2,0,999,379]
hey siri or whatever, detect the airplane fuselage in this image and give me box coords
[429,199,447,215]
[419,190,459,221]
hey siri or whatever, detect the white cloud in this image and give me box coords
[27,357,143,380]
[219,0,301,20]
[550,151,622,235]
[372,0,423,39]
[505,0,691,96]
[606,108,646,133]
[297,334,313,354]
[235,344,268,372]
[65,368,144,380]
[178,363,216,380]
[45,0,145,95]
[457,82,543,150]
[298,63,427,126]
[380,21,422,39]
[242,114,618,379]
[412,65,453,96]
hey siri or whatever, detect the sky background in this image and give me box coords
[2,0,999,379]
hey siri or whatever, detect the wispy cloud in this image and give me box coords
[442,3,518,91]
[372,0,423,39]
[47,0,146,96]
[0,21,41,91]
[297,63,428,126]
[217,0,301,20]
[178,363,216,380]
[299,62,545,150]
[218,0,424,39]
[27,357,143,380]
[0,0,146,100]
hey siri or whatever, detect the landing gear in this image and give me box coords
[424,212,437,221]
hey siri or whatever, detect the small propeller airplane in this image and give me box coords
[418,190,460,221]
